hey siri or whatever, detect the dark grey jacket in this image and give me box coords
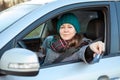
[39,36,93,65]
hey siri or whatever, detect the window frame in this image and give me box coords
[1,1,111,67]
[116,1,120,51]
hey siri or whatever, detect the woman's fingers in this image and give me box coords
[89,41,105,54]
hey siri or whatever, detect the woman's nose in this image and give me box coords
[64,28,69,32]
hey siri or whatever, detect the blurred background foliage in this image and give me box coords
[0,0,30,11]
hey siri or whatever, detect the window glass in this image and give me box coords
[24,24,45,39]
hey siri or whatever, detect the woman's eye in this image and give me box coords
[60,26,64,29]
[68,26,73,28]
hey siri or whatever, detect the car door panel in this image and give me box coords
[1,56,120,80]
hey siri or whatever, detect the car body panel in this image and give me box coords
[0,56,120,80]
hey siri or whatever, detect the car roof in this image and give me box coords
[22,0,115,5]
[22,0,56,5]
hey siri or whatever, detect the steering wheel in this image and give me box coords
[17,41,27,48]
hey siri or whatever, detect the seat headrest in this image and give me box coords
[85,18,104,41]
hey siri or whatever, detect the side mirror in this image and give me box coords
[0,48,40,76]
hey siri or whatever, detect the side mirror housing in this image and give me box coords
[0,48,40,76]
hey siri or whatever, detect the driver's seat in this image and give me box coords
[85,18,104,41]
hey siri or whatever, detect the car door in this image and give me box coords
[1,1,120,80]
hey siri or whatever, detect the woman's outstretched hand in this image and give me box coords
[89,41,105,55]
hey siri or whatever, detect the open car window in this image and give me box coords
[16,7,106,66]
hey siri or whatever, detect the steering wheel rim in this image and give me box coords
[17,41,27,48]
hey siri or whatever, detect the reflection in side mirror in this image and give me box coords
[0,48,40,76]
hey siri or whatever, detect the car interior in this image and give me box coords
[85,18,104,41]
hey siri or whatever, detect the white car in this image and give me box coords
[0,0,120,80]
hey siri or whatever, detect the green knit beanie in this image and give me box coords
[57,13,80,33]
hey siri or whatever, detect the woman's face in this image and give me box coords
[59,23,76,40]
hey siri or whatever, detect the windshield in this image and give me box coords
[0,4,39,33]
